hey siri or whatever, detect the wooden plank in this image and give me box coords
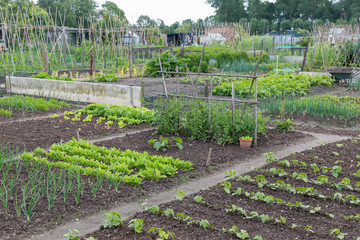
[156,93,259,104]
[157,71,256,78]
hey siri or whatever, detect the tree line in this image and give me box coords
[207,0,360,34]
[1,0,359,35]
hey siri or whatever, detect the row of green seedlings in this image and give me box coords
[260,95,360,122]
[265,159,359,190]
[263,150,360,199]
[191,192,309,235]
[238,173,360,224]
[141,200,265,240]
[50,103,156,129]
[0,139,192,221]
[0,95,70,117]
[222,171,353,239]
[21,138,193,186]
[254,153,360,205]
[253,166,360,205]
[0,152,89,221]
[64,211,176,240]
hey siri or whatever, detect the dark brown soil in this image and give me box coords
[294,123,360,137]
[84,138,360,240]
[0,108,71,124]
[0,128,310,240]
[95,129,309,170]
[0,115,150,151]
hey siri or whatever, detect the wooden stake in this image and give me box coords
[185,64,197,97]
[208,76,213,135]
[129,48,133,78]
[206,148,212,166]
[44,50,48,72]
[301,37,310,72]
[76,130,80,140]
[3,70,7,94]
[158,55,168,98]
[90,49,93,76]
[280,92,285,120]
[176,66,180,95]
[232,81,235,123]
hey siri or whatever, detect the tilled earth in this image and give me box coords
[0,114,149,151]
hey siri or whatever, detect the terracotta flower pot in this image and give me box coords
[239,138,252,148]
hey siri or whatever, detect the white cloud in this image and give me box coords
[96,0,215,25]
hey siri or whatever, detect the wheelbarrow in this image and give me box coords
[327,67,360,85]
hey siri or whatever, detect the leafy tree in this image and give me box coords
[206,0,247,22]
[37,0,97,27]
[99,1,125,20]
[280,19,291,31]
[156,19,169,33]
[169,21,180,32]
[291,18,304,29]
[204,16,216,25]
[136,15,156,28]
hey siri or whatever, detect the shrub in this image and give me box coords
[91,72,118,82]
[144,45,266,77]
[31,72,73,81]
[275,119,294,131]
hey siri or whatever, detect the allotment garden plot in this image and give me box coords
[0,93,314,239]
[0,100,155,151]
[85,137,360,240]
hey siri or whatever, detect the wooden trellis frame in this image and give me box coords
[157,52,263,146]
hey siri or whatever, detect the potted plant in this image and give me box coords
[239,136,253,148]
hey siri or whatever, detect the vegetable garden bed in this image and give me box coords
[0,95,77,123]
[0,128,311,239]
[0,115,149,151]
[84,138,360,240]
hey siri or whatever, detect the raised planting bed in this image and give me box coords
[0,128,311,239]
[84,138,360,240]
[6,76,142,106]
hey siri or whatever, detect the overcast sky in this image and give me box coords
[96,0,215,25]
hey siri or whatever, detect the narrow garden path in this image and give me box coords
[28,131,349,240]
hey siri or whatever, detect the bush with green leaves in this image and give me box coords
[154,98,268,146]
[31,72,73,81]
[78,103,156,124]
[104,212,123,228]
[144,53,189,77]
[148,137,183,151]
[275,119,294,132]
[144,45,268,77]
[91,72,118,82]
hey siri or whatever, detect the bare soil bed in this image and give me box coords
[94,129,308,171]
[0,128,310,240]
[84,138,360,240]
[0,115,150,151]
[0,108,73,124]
